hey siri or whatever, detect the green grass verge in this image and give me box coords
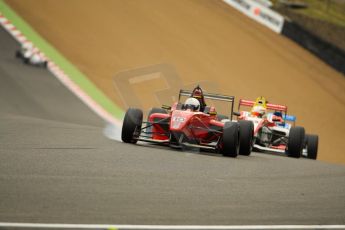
[0,0,124,120]
[274,0,345,27]
[298,0,345,27]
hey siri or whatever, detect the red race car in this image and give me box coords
[121,89,254,157]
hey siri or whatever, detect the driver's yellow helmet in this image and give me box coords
[251,96,267,117]
[254,96,267,108]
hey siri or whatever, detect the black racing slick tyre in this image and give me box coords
[220,122,239,157]
[146,107,167,138]
[42,61,48,68]
[121,108,143,144]
[15,50,22,58]
[287,126,305,158]
[148,108,167,119]
[217,114,229,121]
[306,134,318,160]
[238,120,254,156]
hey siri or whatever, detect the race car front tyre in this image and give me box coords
[306,134,318,160]
[287,126,305,158]
[146,107,167,138]
[238,120,254,156]
[221,121,239,157]
[121,108,143,144]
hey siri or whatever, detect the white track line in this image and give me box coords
[0,223,345,229]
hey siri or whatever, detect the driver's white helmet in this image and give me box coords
[185,97,200,111]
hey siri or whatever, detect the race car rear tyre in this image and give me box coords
[15,50,22,58]
[148,107,167,116]
[287,126,305,158]
[42,61,48,68]
[146,107,167,138]
[238,120,254,156]
[122,108,143,144]
[217,114,229,121]
[221,121,239,157]
[306,134,318,160]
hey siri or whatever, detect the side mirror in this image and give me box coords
[162,105,171,110]
[233,111,241,116]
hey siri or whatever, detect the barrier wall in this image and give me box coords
[282,19,345,75]
[223,0,345,75]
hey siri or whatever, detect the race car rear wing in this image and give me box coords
[238,99,287,112]
[239,99,297,124]
[178,89,235,118]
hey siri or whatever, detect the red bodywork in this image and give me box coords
[149,103,224,145]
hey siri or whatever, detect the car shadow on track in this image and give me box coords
[132,142,264,159]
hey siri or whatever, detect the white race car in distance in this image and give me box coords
[16,43,47,67]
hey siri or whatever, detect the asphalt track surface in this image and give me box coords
[6,0,345,164]
[1,26,345,226]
